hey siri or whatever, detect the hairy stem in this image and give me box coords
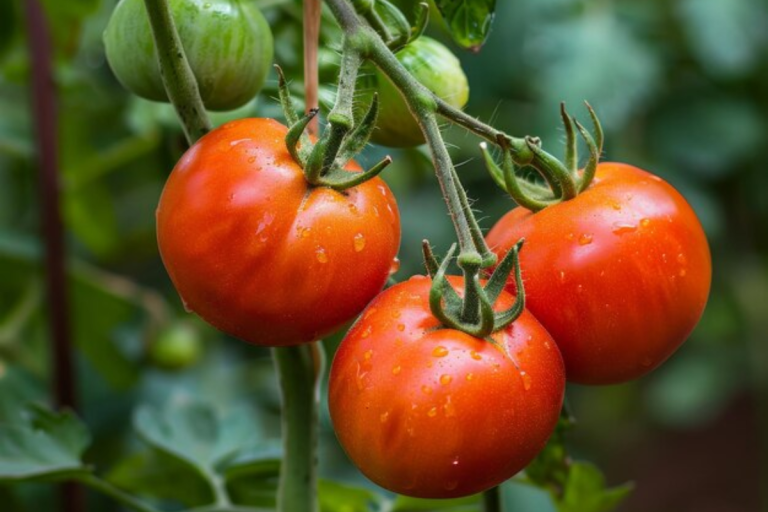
[142,0,211,144]
[304,0,322,135]
[273,344,322,512]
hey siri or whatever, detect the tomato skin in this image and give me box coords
[367,37,469,148]
[486,163,712,385]
[104,0,273,111]
[156,118,400,346]
[329,276,564,498]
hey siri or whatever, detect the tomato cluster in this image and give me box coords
[129,1,711,499]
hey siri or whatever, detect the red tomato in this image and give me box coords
[156,118,400,346]
[328,275,565,498]
[486,163,711,385]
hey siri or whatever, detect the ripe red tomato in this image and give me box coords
[486,163,711,385]
[328,275,565,498]
[156,118,401,346]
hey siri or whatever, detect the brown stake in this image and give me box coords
[304,0,321,135]
[23,0,81,510]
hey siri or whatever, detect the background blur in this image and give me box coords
[1,0,767,511]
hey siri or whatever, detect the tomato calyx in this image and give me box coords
[276,65,392,191]
[482,103,604,212]
[422,238,526,338]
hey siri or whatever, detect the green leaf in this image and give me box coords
[433,0,496,51]
[390,494,480,511]
[318,480,384,512]
[133,401,265,475]
[557,462,633,512]
[0,404,91,482]
[107,449,213,507]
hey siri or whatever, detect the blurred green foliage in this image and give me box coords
[0,0,767,510]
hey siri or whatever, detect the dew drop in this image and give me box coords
[432,346,449,357]
[578,233,593,245]
[364,307,377,319]
[315,247,328,263]
[565,232,575,241]
[361,326,372,339]
[677,253,687,264]
[466,373,474,381]
[380,411,389,423]
[247,156,256,163]
[347,203,358,214]
[421,385,432,395]
[679,269,687,277]
[577,284,584,293]
[559,270,566,283]
[364,349,373,360]
[440,374,453,386]
[470,350,482,361]
[354,233,366,252]
[640,218,651,228]
[611,222,637,235]
[229,138,250,147]
[392,365,402,375]
[397,323,406,332]
[611,203,621,210]
[544,341,551,350]
[427,407,438,418]
[391,310,401,319]
[520,371,532,391]
[452,457,460,466]
[443,397,456,417]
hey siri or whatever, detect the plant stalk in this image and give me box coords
[483,485,502,512]
[142,0,211,144]
[272,344,322,512]
[304,0,322,135]
[78,474,160,512]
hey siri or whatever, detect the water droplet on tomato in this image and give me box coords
[640,218,651,228]
[347,203,358,214]
[520,371,532,390]
[397,323,405,332]
[611,203,621,210]
[361,327,372,339]
[679,268,687,277]
[565,233,575,241]
[380,411,389,423]
[466,373,474,381]
[470,350,482,360]
[443,398,456,417]
[392,365,401,375]
[544,341,551,350]
[611,222,637,235]
[354,233,366,252]
[391,310,401,319]
[559,270,566,283]
[433,346,449,357]
[315,247,328,263]
[452,456,460,466]
[578,233,593,245]
[389,257,401,275]
[677,253,687,264]
[427,407,438,417]
[421,385,432,395]
[440,374,453,386]
[247,156,256,164]
[363,349,373,360]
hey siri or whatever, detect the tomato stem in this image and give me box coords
[273,344,322,512]
[142,0,211,144]
[483,485,502,512]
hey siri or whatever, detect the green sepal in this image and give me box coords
[561,102,578,175]
[577,102,604,192]
[484,238,524,304]
[316,155,392,191]
[286,108,319,166]
[336,93,380,168]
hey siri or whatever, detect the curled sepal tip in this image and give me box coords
[316,155,392,191]
[286,108,319,166]
[560,102,577,175]
[429,243,465,327]
[486,239,526,331]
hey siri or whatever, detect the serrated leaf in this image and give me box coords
[133,401,263,475]
[434,0,496,51]
[557,462,633,512]
[107,449,213,507]
[0,405,91,482]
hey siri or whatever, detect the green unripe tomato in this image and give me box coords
[103,0,273,111]
[368,37,469,148]
[149,321,203,371]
